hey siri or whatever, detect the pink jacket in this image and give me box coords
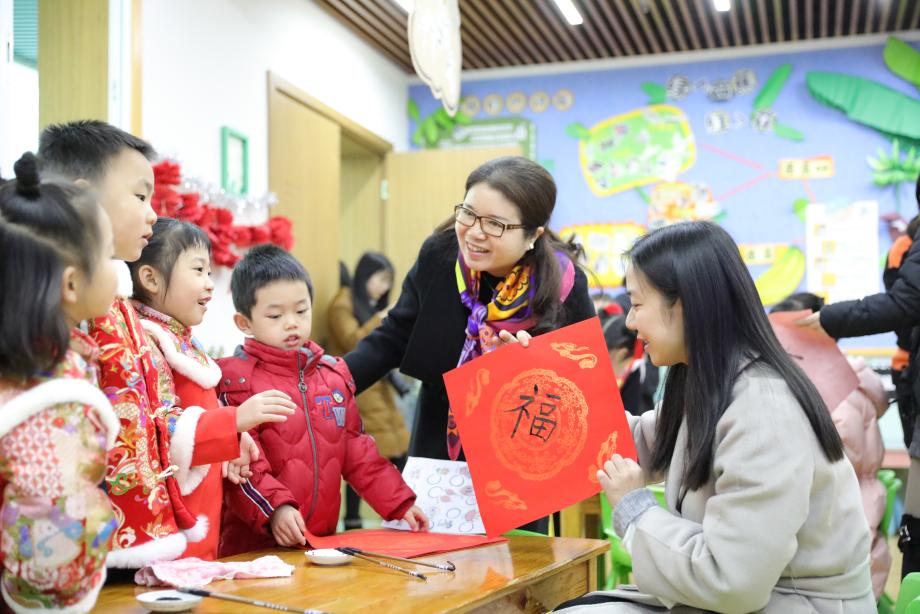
[835,357,890,598]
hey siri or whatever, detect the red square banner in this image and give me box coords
[443,317,636,536]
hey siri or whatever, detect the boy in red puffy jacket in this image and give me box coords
[217,245,428,556]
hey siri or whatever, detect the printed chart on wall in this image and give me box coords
[805,201,880,304]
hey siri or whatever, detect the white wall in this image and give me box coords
[142,0,409,354]
[142,0,409,194]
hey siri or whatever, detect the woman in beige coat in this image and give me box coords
[327,253,410,529]
[557,222,874,613]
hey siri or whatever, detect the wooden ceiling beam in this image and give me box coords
[594,0,639,54]
[458,19,504,67]
[322,0,413,71]
[486,0,551,63]
[756,0,771,43]
[849,0,861,35]
[460,2,527,65]
[507,0,573,61]
[878,0,893,31]
[578,0,624,56]
[660,0,689,51]
[772,0,784,42]
[611,0,651,54]
[645,0,677,53]
[628,0,664,54]
[534,0,595,60]
[727,0,744,45]
[692,0,717,48]
[345,0,410,56]
[741,0,760,44]
[708,1,730,47]
[789,0,799,41]
[911,0,920,30]
[677,0,704,48]
[833,0,844,36]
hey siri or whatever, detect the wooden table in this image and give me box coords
[94,535,609,613]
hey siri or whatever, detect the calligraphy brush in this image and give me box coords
[336,546,455,572]
[177,587,329,613]
[333,548,427,580]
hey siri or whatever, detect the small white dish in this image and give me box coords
[305,548,352,566]
[136,589,202,612]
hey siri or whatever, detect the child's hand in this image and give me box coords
[237,390,297,432]
[223,432,259,484]
[402,505,429,532]
[498,329,532,348]
[270,504,306,547]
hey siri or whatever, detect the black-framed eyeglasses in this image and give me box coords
[454,205,528,238]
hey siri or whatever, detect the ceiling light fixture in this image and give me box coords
[712,0,731,11]
[551,0,584,25]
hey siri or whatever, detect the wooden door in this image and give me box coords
[269,85,340,345]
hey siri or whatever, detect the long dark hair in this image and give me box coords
[435,156,582,331]
[0,153,104,378]
[128,217,210,305]
[351,252,394,325]
[628,221,843,490]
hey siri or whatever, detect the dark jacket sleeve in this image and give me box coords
[345,246,426,395]
[820,233,920,339]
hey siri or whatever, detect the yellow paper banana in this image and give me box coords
[755,246,806,306]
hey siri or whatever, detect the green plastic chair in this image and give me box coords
[598,484,667,589]
[503,528,547,537]
[877,470,904,614]
[894,573,920,614]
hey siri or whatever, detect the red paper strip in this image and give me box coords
[303,528,505,558]
[768,309,859,411]
[444,317,635,536]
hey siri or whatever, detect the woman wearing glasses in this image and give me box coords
[344,156,594,529]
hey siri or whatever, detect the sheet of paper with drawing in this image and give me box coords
[382,457,485,534]
[443,317,636,536]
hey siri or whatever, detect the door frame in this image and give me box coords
[267,72,393,158]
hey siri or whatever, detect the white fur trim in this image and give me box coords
[2,566,106,613]
[106,532,187,568]
[168,405,210,495]
[140,320,221,388]
[183,515,209,543]
[0,379,120,450]
[115,260,133,298]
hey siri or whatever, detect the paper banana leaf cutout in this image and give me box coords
[883,37,920,92]
[751,64,804,142]
[754,246,806,306]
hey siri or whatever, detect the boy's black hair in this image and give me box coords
[128,217,211,306]
[38,119,156,181]
[0,153,104,378]
[769,292,825,314]
[231,244,313,318]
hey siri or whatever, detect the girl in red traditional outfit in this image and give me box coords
[130,217,295,559]
[0,154,120,612]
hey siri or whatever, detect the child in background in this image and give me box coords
[218,245,428,556]
[771,292,891,598]
[38,120,199,568]
[327,252,411,530]
[129,217,296,560]
[599,305,656,416]
[0,154,120,611]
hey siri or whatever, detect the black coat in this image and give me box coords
[820,228,920,447]
[344,232,596,460]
